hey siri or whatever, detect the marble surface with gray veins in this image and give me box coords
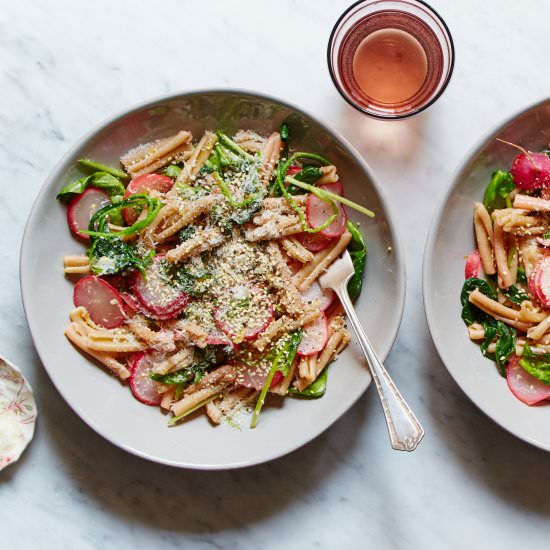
[2,0,550,548]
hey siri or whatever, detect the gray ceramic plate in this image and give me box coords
[424,98,550,451]
[21,90,406,469]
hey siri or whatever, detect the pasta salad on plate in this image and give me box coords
[58,124,374,428]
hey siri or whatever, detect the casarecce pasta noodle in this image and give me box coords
[461,141,550,405]
[58,124,374,428]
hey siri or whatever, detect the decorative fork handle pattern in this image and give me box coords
[336,285,424,451]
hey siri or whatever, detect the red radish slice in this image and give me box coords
[320,181,344,196]
[67,187,110,240]
[287,166,301,176]
[506,355,550,405]
[73,275,126,329]
[122,173,174,224]
[132,255,190,318]
[297,311,329,356]
[129,351,162,406]
[295,231,334,252]
[465,249,483,279]
[532,260,550,307]
[214,284,274,343]
[510,151,550,190]
[300,281,335,311]
[287,258,302,276]
[236,363,285,391]
[205,329,234,346]
[306,192,347,239]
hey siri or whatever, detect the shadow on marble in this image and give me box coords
[35,352,372,534]
[338,102,427,164]
[421,319,550,517]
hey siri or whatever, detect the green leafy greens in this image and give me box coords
[519,344,550,385]
[250,331,302,428]
[483,170,515,213]
[502,285,529,305]
[460,277,497,325]
[88,237,153,276]
[346,220,367,301]
[288,367,329,399]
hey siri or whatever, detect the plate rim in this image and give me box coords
[20,88,407,469]
[423,95,550,452]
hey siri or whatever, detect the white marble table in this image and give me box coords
[2,0,550,547]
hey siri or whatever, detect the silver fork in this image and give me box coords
[319,251,424,451]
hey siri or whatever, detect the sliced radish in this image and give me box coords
[510,151,550,190]
[297,311,328,356]
[214,284,274,343]
[300,281,335,311]
[236,363,285,391]
[320,181,344,196]
[205,328,234,346]
[132,255,190,318]
[295,230,335,252]
[67,187,111,240]
[73,275,126,329]
[532,260,550,307]
[129,351,162,406]
[122,173,174,224]
[465,249,483,279]
[306,192,347,239]
[287,166,302,176]
[506,355,550,405]
[286,258,302,276]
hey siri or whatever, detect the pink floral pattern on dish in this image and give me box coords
[0,356,37,470]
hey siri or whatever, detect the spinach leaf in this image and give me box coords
[179,225,196,242]
[519,344,550,385]
[460,277,497,325]
[494,322,516,376]
[288,367,329,399]
[502,285,529,305]
[160,259,213,296]
[517,267,527,284]
[479,319,516,377]
[88,237,153,276]
[78,158,129,180]
[293,165,322,184]
[250,331,302,428]
[346,220,367,301]
[163,164,182,179]
[57,171,126,202]
[151,346,221,386]
[280,123,290,142]
[483,170,515,213]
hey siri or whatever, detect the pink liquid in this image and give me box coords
[337,11,444,112]
[352,28,428,104]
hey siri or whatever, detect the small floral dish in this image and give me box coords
[0,356,37,470]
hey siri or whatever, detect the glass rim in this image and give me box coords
[327,0,455,120]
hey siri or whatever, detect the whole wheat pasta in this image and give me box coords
[260,132,282,187]
[492,216,513,288]
[527,314,550,340]
[63,255,91,274]
[65,324,130,380]
[513,194,550,212]
[152,347,195,375]
[318,165,339,184]
[121,130,193,176]
[234,130,266,152]
[165,227,226,263]
[473,202,495,274]
[280,237,314,263]
[175,131,218,187]
[294,231,352,291]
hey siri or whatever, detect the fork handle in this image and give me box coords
[336,286,424,451]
